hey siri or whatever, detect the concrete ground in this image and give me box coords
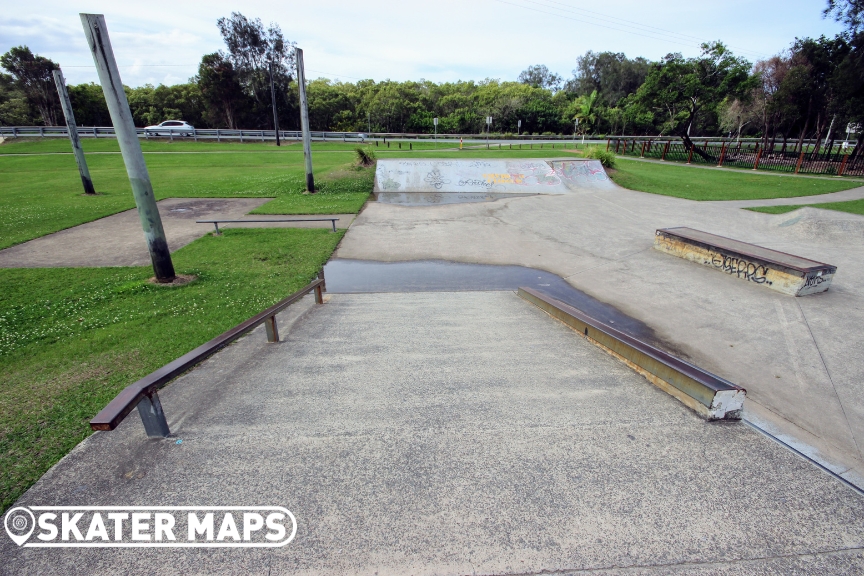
[4,292,863,574]
[336,180,864,487]
[0,198,354,268]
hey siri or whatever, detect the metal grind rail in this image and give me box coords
[89,276,325,437]
[197,218,340,234]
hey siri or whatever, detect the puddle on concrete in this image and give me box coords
[376,192,540,206]
[323,258,667,348]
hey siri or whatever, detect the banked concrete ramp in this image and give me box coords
[374,158,614,204]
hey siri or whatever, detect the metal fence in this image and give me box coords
[607,138,862,177]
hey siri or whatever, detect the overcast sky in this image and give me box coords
[1,0,847,87]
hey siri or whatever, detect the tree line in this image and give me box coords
[2,3,864,155]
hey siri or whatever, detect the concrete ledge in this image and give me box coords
[517,287,746,420]
[654,227,837,296]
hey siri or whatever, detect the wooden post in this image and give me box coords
[795,151,805,174]
[752,146,762,170]
[640,141,646,158]
[80,13,175,282]
[686,144,694,164]
[53,68,96,195]
[838,153,849,176]
[606,139,610,151]
[662,141,669,160]
[615,139,621,153]
[295,47,314,192]
[717,142,727,167]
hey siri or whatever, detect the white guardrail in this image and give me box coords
[0,126,806,144]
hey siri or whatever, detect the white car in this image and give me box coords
[144,120,195,137]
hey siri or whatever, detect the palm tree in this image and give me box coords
[574,90,599,135]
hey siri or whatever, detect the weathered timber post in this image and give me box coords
[640,141,647,158]
[717,142,727,167]
[606,139,610,151]
[752,146,762,170]
[795,151,805,174]
[662,141,670,160]
[839,153,849,176]
[269,61,281,147]
[686,143,694,164]
[80,13,175,282]
[295,47,314,192]
[53,68,96,195]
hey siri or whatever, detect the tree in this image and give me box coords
[0,72,33,125]
[567,51,650,107]
[634,42,755,156]
[825,0,864,32]
[216,12,295,126]
[518,65,562,91]
[197,53,245,128]
[67,83,111,126]
[0,46,60,126]
[572,90,599,134]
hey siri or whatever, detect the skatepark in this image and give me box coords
[3,157,864,573]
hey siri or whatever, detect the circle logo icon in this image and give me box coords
[4,507,35,546]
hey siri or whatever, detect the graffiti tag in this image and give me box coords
[709,252,772,285]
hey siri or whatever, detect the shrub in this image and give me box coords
[584,145,616,168]
[355,146,376,167]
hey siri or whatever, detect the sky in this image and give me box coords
[0,0,848,87]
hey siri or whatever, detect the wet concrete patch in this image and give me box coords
[323,258,666,348]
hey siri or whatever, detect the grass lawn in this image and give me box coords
[0,227,343,512]
[746,199,864,216]
[0,138,580,249]
[609,157,861,201]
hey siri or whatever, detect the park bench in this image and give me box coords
[196,218,340,234]
[654,227,837,296]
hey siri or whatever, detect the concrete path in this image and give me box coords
[705,185,864,208]
[0,198,354,268]
[4,292,863,574]
[337,181,864,487]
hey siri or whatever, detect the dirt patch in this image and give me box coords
[147,273,197,287]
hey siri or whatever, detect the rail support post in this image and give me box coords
[137,391,170,438]
[264,316,279,343]
[314,283,324,304]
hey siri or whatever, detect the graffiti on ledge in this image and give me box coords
[709,252,773,285]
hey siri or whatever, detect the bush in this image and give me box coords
[584,145,616,168]
[355,146,376,167]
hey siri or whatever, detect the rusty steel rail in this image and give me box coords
[197,218,339,234]
[518,287,745,420]
[90,277,326,437]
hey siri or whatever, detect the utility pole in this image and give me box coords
[517,119,521,137]
[80,13,175,282]
[269,61,281,146]
[486,116,492,148]
[433,117,438,148]
[295,47,314,192]
[52,68,95,195]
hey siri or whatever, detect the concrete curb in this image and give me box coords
[517,287,746,420]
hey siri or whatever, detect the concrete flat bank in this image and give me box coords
[3,292,863,574]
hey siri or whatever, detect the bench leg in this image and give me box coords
[265,316,279,342]
[137,391,170,438]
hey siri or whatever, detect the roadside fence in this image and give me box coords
[607,138,862,177]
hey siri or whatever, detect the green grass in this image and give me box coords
[0,227,342,512]
[0,138,579,250]
[609,157,861,201]
[746,199,864,216]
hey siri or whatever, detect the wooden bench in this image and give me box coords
[654,227,836,296]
